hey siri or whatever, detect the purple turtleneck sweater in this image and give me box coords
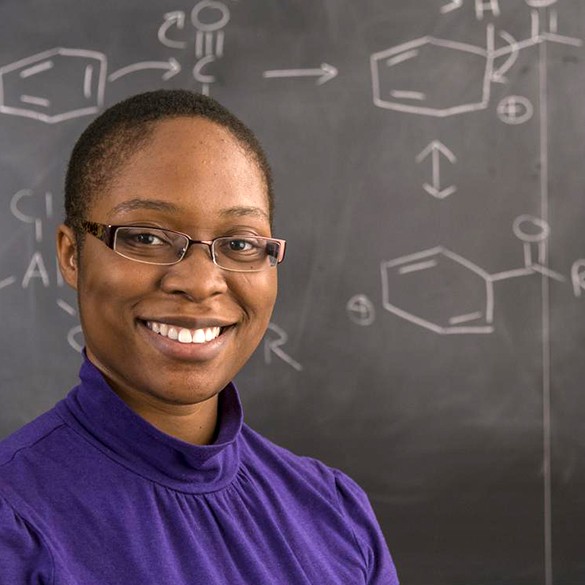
[0,357,399,584]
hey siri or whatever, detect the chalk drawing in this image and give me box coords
[264,323,303,371]
[347,295,376,326]
[416,140,457,199]
[378,214,570,336]
[371,4,581,118]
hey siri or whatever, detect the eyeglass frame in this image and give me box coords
[72,219,286,273]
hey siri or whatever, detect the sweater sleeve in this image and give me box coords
[333,470,400,585]
[0,495,53,585]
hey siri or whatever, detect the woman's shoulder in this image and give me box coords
[0,412,64,585]
[240,423,331,469]
[239,423,360,502]
[0,491,55,585]
[237,423,399,583]
[0,408,67,474]
[0,410,64,467]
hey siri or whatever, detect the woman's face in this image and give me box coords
[59,117,278,407]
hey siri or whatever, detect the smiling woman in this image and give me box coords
[0,90,399,584]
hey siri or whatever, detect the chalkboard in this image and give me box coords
[1,1,585,583]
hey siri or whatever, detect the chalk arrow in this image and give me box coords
[108,58,181,82]
[492,30,518,84]
[263,63,338,85]
[158,11,187,49]
[441,0,463,14]
[416,140,457,199]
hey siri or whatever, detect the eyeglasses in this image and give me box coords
[75,220,286,273]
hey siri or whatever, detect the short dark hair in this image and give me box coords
[64,89,274,233]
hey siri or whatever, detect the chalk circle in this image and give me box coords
[191,1,230,31]
[497,96,533,125]
[513,215,550,243]
[347,294,375,326]
[67,325,84,353]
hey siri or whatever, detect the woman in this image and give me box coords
[0,90,399,584]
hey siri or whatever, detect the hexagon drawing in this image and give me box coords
[0,48,107,123]
[370,36,492,117]
[381,247,495,334]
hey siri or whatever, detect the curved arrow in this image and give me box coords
[492,30,519,83]
[158,11,187,49]
[108,58,181,82]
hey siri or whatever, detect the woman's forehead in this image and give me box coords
[88,118,269,218]
[139,117,246,156]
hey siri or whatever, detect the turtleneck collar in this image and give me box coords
[56,356,243,494]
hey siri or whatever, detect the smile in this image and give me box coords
[146,321,222,344]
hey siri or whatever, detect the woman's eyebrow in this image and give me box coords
[220,206,269,220]
[108,199,269,221]
[109,198,179,215]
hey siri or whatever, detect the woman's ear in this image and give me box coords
[56,224,79,290]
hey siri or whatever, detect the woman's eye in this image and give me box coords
[135,232,164,245]
[120,229,172,247]
[228,239,253,252]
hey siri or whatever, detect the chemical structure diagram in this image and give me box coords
[348,214,585,334]
[370,0,580,119]
[370,0,581,201]
[0,0,338,125]
[1,188,83,351]
[347,0,585,336]
[0,1,234,123]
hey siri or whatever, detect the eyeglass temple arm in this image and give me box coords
[272,239,286,263]
[75,220,116,248]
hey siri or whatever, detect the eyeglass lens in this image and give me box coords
[113,227,280,271]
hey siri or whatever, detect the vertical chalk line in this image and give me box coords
[538,39,553,585]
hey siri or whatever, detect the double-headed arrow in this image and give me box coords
[416,140,457,199]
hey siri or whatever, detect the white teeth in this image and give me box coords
[147,322,222,344]
[193,329,206,343]
[178,328,192,343]
[205,327,218,342]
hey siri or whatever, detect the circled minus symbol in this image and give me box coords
[347,294,375,326]
[497,96,534,125]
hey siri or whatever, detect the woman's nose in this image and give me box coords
[159,244,228,301]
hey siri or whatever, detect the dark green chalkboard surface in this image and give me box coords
[1,1,585,582]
